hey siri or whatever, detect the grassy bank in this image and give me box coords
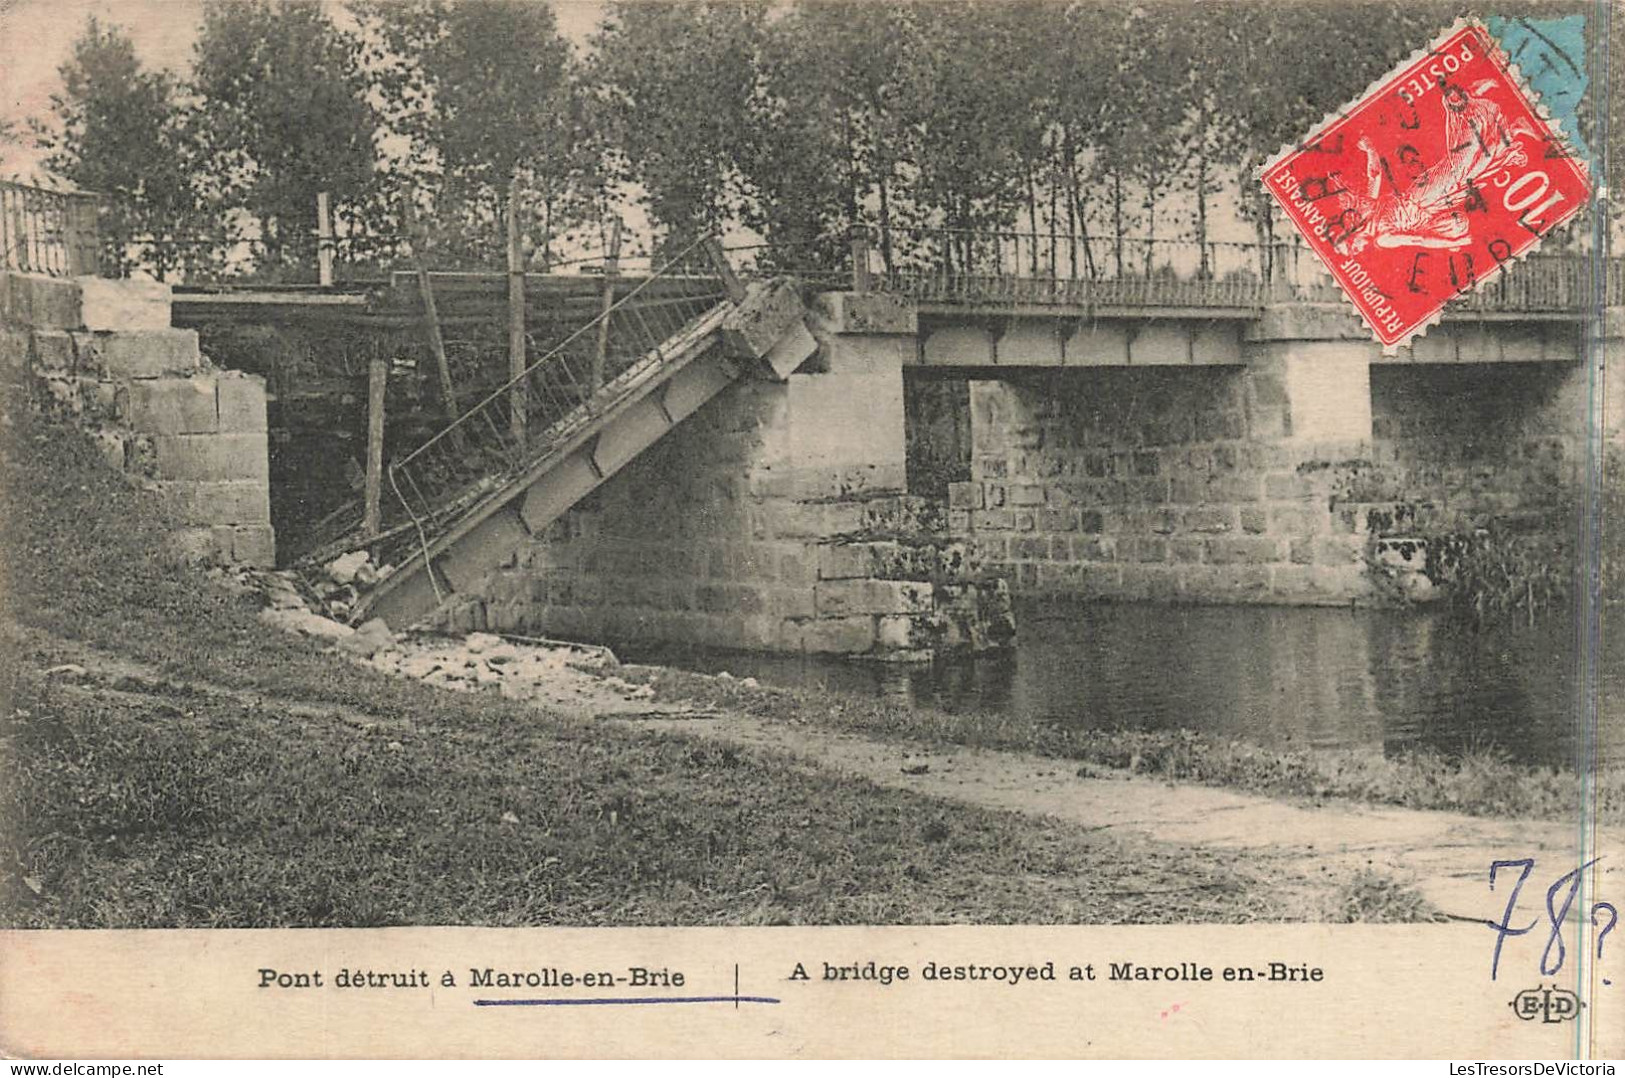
[1,410,1325,927]
[633,666,1625,825]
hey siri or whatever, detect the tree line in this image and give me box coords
[27,0,1616,282]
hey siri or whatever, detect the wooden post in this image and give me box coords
[506,174,527,446]
[703,236,747,303]
[403,197,457,419]
[850,228,872,294]
[363,351,388,536]
[592,217,623,394]
[415,264,457,419]
[66,193,101,277]
[316,191,335,286]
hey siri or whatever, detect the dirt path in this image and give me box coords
[27,627,1617,923]
[628,711,1621,922]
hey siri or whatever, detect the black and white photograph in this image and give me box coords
[0,0,1619,1059]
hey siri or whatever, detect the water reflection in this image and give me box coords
[625,601,1620,769]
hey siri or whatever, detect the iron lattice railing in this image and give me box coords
[851,226,1620,312]
[379,235,730,566]
[0,178,101,278]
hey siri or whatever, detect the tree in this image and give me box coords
[191,0,380,276]
[33,17,200,280]
[355,0,596,268]
[590,1,765,255]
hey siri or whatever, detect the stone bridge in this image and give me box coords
[6,200,1620,661]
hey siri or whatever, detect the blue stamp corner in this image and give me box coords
[1484,14,1590,160]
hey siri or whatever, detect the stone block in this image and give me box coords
[0,325,29,382]
[149,479,271,525]
[813,291,918,336]
[77,277,172,332]
[1180,505,1236,533]
[216,371,268,432]
[1205,535,1288,565]
[722,278,807,360]
[127,375,220,435]
[169,525,226,564]
[947,481,983,510]
[814,578,931,617]
[790,462,908,500]
[149,432,269,482]
[1117,563,1180,600]
[788,370,906,481]
[760,318,817,380]
[29,330,74,372]
[1179,565,1273,601]
[800,615,877,653]
[819,333,913,376]
[229,524,277,567]
[1267,503,1329,537]
[76,329,200,379]
[875,613,934,651]
[0,272,80,329]
[818,540,905,580]
[1270,564,1368,603]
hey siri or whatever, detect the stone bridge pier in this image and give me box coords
[447,288,1013,660]
[910,298,1614,605]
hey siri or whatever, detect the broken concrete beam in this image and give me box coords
[74,329,200,379]
[77,277,172,332]
[760,318,816,380]
[0,272,80,330]
[721,279,808,364]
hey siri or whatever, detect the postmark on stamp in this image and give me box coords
[1261,20,1592,352]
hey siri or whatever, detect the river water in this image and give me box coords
[628,601,1621,769]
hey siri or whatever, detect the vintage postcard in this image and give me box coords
[0,0,1618,1060]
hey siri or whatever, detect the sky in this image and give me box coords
[0,0,611,174]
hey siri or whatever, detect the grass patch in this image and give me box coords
[631,666,1624,825]
[0,408,1327,927]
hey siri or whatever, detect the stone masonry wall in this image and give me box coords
[0,272,274,566]
[445,368,1012,658]
[949,354,1588,604]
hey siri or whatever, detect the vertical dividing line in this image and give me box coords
[507,173,528,448]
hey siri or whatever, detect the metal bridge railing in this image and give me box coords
[382,235,730,555]
[1,178,101,278]
[803,224,1620,313]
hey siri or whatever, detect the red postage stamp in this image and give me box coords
[1261,20,1592,351]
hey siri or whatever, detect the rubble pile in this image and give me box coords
[305,548,394,623]
[361,631,677,716]
[223,560,694,718]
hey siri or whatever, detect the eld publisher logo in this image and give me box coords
[1510,984,1582,1023]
